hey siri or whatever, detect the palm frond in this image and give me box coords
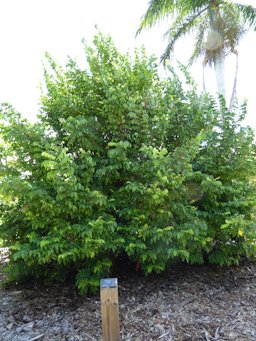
[222,4,247,52]
[234,4,256,30]
[136,0,176,36]
[189,16,209,65]
[160,5,209,62]
[137,0,210,36]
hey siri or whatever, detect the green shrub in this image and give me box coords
[0,33,256,293]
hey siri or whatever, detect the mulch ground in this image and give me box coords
[0,248,256,341]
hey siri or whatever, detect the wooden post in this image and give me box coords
[100,278,120,341]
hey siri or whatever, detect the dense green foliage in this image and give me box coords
[1,34,256,293]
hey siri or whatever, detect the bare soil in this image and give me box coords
[0,248,256,341]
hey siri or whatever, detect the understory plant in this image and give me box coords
[0,33,256,293]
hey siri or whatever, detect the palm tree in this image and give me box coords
[137,0,256,107]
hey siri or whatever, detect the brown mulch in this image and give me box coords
[0,249,256,341]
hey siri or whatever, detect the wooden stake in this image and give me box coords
[100,278,120,341]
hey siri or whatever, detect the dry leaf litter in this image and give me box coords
[1,247,256,341]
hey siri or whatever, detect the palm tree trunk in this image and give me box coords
[213,49,226,98]
[208,3,226,98]
[202,59,207,93]
[229,50,238,112]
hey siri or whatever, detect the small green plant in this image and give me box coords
[0,33,256,293]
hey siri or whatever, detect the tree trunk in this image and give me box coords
[208,3,226,99]
[229,50,239,112]
[213,49,226,98]
[202,60,207,93]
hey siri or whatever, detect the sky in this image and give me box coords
[0,0,255,129]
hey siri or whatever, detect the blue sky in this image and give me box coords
[0,0,255,128]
